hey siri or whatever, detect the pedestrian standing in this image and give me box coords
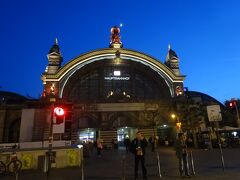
[175,133,191,178]
[148,136,155,152]
[97,138,103,157]
[124,136,131,153]
[130,131,148,180]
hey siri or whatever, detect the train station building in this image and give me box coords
[0,27,226,146]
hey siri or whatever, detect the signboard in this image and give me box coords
[53,122,65,133]
[104,77,130,80]
[207,105,222,122]
[66,149,80,166]
[21,154,34,170]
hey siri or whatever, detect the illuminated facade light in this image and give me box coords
[110,91,113,95]
[114,70,121,76]
[176,122,182,129]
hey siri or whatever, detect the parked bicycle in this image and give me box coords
[0,151,22,175]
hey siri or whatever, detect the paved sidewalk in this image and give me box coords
[1,147,240,179]
[84,147,240,179]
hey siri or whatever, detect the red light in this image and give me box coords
[54,107,65,116]
[229,100,237,108]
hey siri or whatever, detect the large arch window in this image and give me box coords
[68,70,100,102]
[63,60,171,103]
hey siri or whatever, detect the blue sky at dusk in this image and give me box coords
[0,0,239,102]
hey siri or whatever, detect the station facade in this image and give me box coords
[38,27,185,145]
[0,27,229,145]
[1,27,226,146]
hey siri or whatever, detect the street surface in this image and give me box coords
[1,147,240,179]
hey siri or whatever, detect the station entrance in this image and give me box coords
[117,127,138,147]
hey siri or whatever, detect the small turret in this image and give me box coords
[45,38,63,74]
[165,44,181,75]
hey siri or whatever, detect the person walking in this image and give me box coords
[130,131,148,180]
[175,133,191,178]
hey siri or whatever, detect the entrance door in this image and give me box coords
[78,128,96,143]
[117,127,138,147]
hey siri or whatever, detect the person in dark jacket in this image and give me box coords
[131,131,148,180]
[175,133,191,178]
[148,136,155,152]
[124,136,131,153]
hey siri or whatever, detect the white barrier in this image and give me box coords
[0,147,83,170]
[0,141,71,150]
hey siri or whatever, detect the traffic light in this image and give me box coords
[229,100,237,108]
[53,107,65,124]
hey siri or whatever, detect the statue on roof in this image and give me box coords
[110,26,122,45]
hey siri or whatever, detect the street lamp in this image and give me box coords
[171,114,176,119]
[170,113,182,132]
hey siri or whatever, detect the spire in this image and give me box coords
[165,45,181,75]
[55,38,58,45]
[45,38,63,74]
[166,44,178,60]
[49,38,61,54]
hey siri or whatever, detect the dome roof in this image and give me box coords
[48,44,60,54]
[187,91,224,107]
[48,38,61,54]
[168,49,178,59]
[0,91,27,104]
[165,46,179,64]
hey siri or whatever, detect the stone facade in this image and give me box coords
[0,104,24,143]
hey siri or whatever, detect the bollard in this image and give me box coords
[121,155,126,180]
[156,152,162,178]
[189,150,196,175]
[15,172,19,180]
[218,143,225,172]
[81,159,84,180]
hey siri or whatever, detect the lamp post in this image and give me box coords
[47,98,55,177]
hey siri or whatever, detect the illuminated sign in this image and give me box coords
[114,70,121,76]
[104,77,130,80]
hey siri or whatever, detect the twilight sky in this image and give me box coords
[0,0,239,102]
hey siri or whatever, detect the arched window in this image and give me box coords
[63,60,171,102]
